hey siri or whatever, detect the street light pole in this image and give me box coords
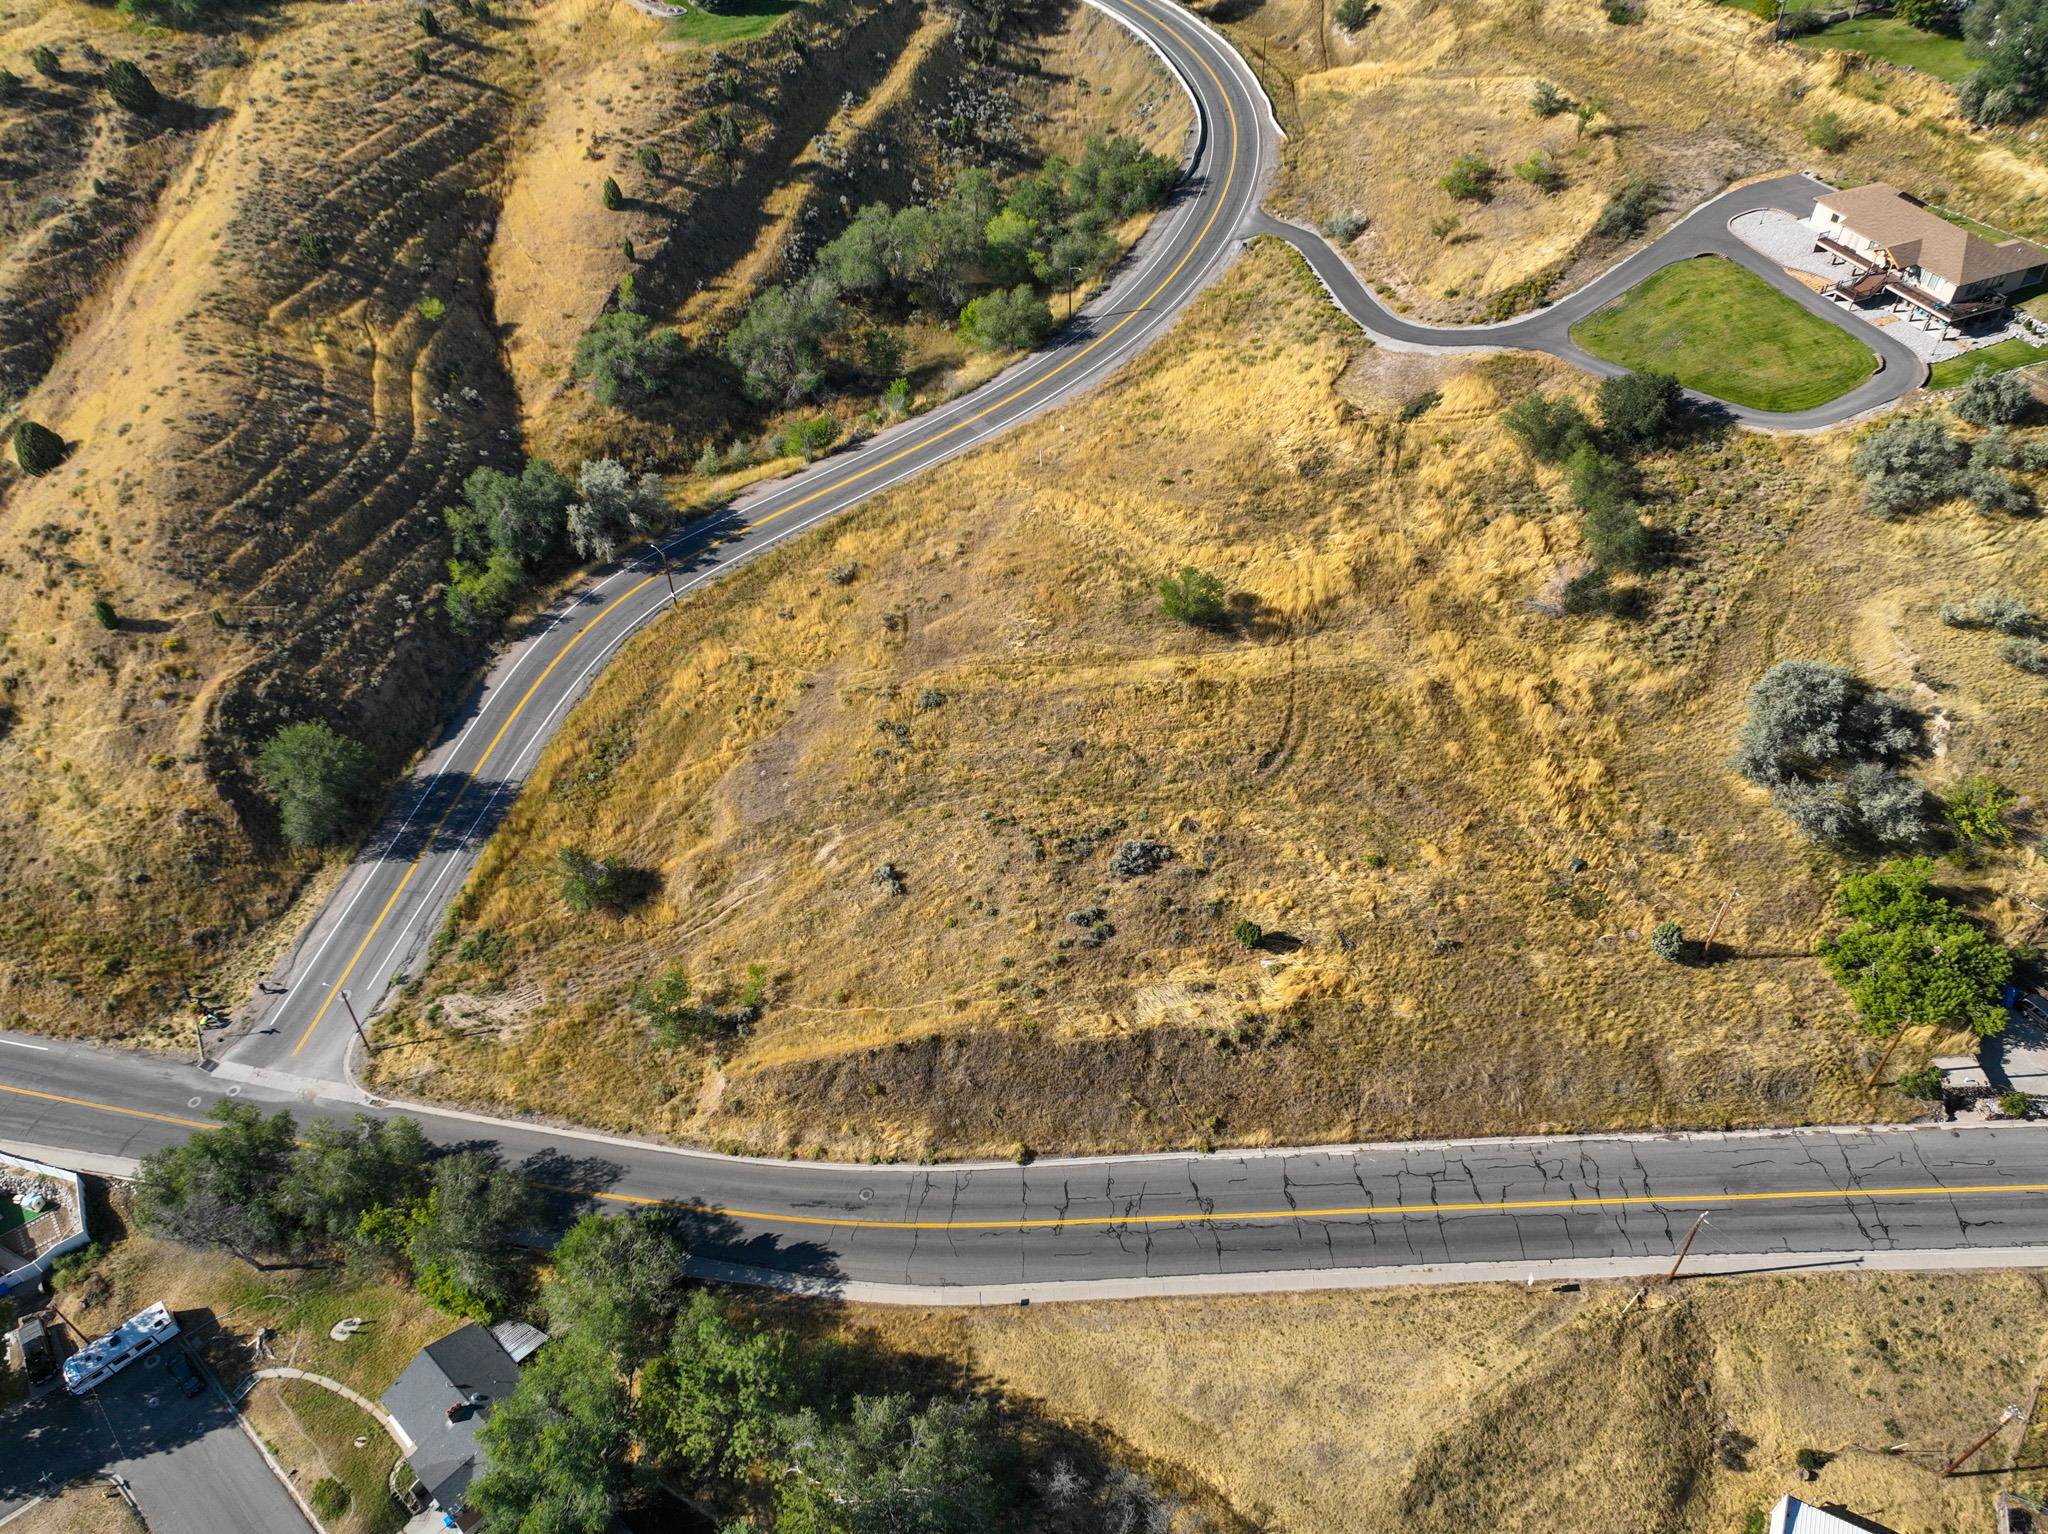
[338,989,371,1055]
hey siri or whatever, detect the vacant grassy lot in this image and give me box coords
[1571,256,1878,410]
[373,241,2048,1160]
[1928,335,2048,388]
[1796,15,1975,82]
[1228,0,2048,323]
[8,1486,145,1534]
[668,0,807,44]
[856,1271,2048,1534]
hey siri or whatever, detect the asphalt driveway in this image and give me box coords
[0,1341,312,1534]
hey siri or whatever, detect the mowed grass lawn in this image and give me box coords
[1795,15,1975,81]
[1928,334,2048,388]
[1571,257,1878,412]
[667,0,803,43]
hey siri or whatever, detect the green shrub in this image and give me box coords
[636,144,661,175]
[1851,416,1967,518]
[1233,918,1263,949]
[417,296,446,321]
[1440,154,1496,202]
[1565,443,1635,515]
[1999,1090,2032,1118]
[1895,1065,1943,1100]
[295,231,331,266]
[555,848,644,912]
[1334,0,1376,28]
[882,377,912,418]
[1593,175,1661,238]
[1321,210,1368,241]
[634,967,713,1047]
[779,414,839,461]
[1943,775,2017,846]
[1514,154,1563,193]
[1529,79,1570,116]
[411,44,431,74]
[1794,1447,1832,1473]
[1805,110,1850,153]
[1596,369,1682,448]
[90,597,118,630]
[1158,566,1228,629]
[309,1479,351,1520]
[1502,393,1591,462]
[49,1242,104,1290]
[415,5,439,33]
[0,69,19,100]
[601,176,623,211]
[29,45,58,80]
[1954,366,2031,427]
[575,307,687,407]
[1583,500,1652,572]
[1939,591,2033,634]
[1650,921,1687,962]
[12,419,68,476]
[102,59,160,116]
[256,721,378,848]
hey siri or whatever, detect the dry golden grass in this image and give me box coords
[373,238,2048,1159]
[852,1272,2048,1534]
[8,1486,146,1534]
[1216,0,2048,320]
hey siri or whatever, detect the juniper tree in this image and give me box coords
[102,58,159,115]
[12,419,67,476]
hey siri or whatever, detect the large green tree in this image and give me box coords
[773,1394,1015,1534]
[277,1114,431,1252]
[369,1150,537,1319]
[639,1291,805,1480]
[255,721,377,848]
[544,1210,691,1369]
[1960,0,2048,124]
[1817,858,2013,1036]
[468,1330,631,1534]
[135,1101,301,1262]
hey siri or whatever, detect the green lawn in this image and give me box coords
[1928,336,2048,389]
[666,0,803,44]
[1571,257,1879,413]
[1712,0,1777,20]
[1794,15,1975,83]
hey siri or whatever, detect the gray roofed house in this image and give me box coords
[380,1322,531,1526]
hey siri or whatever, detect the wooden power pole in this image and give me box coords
[1663,1212,1711,1284]
[1939,1404,2023,1478]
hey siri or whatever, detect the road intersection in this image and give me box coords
[0,0,2011,1303]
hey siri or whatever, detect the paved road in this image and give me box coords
[0,0,1991,1303]
[6,1031,2048,1299]
[1253,171,1927,430]
[0,1342,312,1534]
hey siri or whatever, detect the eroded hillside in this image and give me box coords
[1217,0,2048,321]
[373,239,2048,1158]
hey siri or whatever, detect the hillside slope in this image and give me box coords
[374,239,2048,1158]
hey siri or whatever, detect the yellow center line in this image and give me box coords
[8,1082,2045,1231]
[288,0,1244,1059]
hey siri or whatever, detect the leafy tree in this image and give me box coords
[1943,774,2017,846]
[102,59,160,116]
[443,550,525,637]
[1852,415,1968,517]
[573,306,686,407]
[1772,763,1930,850]
[468,1329,631,1534]
[90,597,117,631]
[451,459,576,570]
[1817,858,2013,1036]
[1732,660,1920,790]
[601,176,624,211]
[135,1101,301,1262]
[634,965,716,1046]
[1959,0,2048,124]
[1157,566,1228,629]
[780,414,839,461]
[567,457,666,562]
[726,274,841,404]
[1035,221,1116,297]
[256,720,377,847]
[1068,136,1178,219]
[544,1211,690,1369]
[12,420,67,476]
[774,1394,1016,1534]
[1502,394,1591,463]
[1582,499,1652,572]
[1954,365,2031,427]
[1894,0,1952,26]
[1650,921,1687,961]
[394,1149,537,1319]
[278,1115,430,1252]
[1596,369,1682,448]
[1565,443,1635,515]
[1440,154,1496,202]
[958,284,1052,351]
[639,1291,805,1479]
[817,204,897,296]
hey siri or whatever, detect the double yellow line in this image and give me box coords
[286,0,1246,1059]
[7,1079,2044,1233]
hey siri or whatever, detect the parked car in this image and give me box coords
[164,1351,205,1398]
[8,1315,55,1386]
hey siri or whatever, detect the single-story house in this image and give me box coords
[380,1320,547,1531]
[1806,183,2048,325]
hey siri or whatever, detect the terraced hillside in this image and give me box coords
[375,240,2048,1159]
[1220,0,2048,322]
[0,0,525,1043]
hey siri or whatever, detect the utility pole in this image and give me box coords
[1939,1403,2022,1478]
[1865,1028,1906,1090]
[1663,1211,1711,1284]
[1701,888,1740,963]
[338,988,371,1055]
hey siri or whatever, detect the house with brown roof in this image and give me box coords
[1805,183,2048,325]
